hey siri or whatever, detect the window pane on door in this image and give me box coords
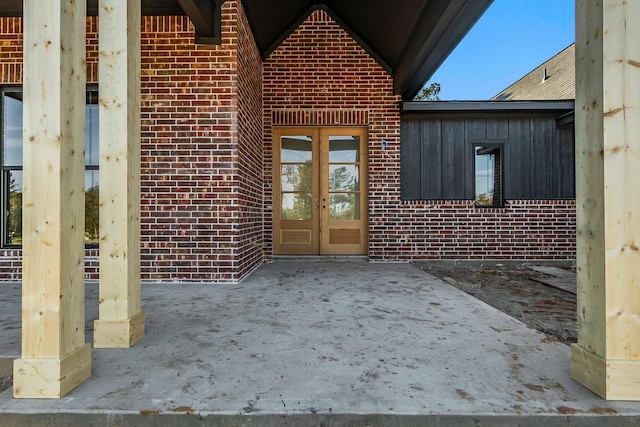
[329,193,359,220]
[329,136,359,162]
[281,136,312,163]
[329,165,359,191]
[281,164,312,192]
[281,193,312,221]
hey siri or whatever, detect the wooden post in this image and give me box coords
[571,0,640,400]
[13,0,91,398]
[93,0,145,348]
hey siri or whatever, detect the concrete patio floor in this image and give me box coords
[2,261,640,426]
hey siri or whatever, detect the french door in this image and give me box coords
[273,127,368,255]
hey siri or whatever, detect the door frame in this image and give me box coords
[273,126,368,256]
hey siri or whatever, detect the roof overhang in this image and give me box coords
[0,1,222,47]
[0,0,187,16]
[402,100,576,114]
[0,0,493,99]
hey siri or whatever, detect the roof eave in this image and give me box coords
[402,100,576,114]
[176,0,224,45]
[394,0,493,100]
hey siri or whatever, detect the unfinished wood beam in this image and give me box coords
[13,0,91,398]
[571,0,640,400]
[93,0,145,348]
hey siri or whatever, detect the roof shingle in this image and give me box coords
[492,43,575,101]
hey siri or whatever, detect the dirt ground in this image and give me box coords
[414,260,577,346]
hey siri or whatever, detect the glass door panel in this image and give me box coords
[321,130,367,254]
[274,130,319,254]
[280,136,313,221]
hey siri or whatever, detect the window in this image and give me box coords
[474,144,503,207]
[1,87,99,247]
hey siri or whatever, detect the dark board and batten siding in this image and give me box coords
[401,114,575,201]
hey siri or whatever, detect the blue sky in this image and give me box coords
[426,0,575,100]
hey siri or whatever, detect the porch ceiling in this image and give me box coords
[0,0,492,99]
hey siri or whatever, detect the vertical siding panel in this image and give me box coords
[506,118,532,199]
[442,119,466,199]
[423,119,443,199]
[463,119,485,199]
[530,118,553,198]
[558,128,576,198]
[465,118,487,139]
[400,119,422,199]
[487,118,508,139]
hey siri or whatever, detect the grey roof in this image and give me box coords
[492,43,575,101]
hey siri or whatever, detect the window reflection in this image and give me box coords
[1,88,100,246]
[281,193,312,221]
[329,165,359,191]
[3,93,23,167]
[85,170,99,244]
[6,170,22,244]
[475,145,502,207]
[281,164,312,192]
[329,136,359,163]
[329,193,359,220]
[281,136,312,163]
[86,103,99,166]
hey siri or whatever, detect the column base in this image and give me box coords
[13,343,91,399]
[93,310,145,348]
[571,344,640,400]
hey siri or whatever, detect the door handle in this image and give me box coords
[314,199,319,209]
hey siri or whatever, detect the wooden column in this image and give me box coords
[571,0,640,400]
[93,0,145,348]
[13,0,91,398]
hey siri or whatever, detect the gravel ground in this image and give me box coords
[413,260,577,345]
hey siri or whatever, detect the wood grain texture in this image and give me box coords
[94,0,144,348]
[14,0,91,398]
[572,0,640,400]
[13,344,91,399]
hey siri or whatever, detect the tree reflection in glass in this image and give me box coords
[280,136,313,221]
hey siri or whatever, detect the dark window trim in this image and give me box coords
[472,142,504,209]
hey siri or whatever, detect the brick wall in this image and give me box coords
[0,5,577,283]
[139,1,263,282]
[0,1,265,283]
[373,200,576,260]
[263,8,576,261]
[235,3,265,276]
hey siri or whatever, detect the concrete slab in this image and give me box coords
[528,265,577,295]
[1,262,640,426]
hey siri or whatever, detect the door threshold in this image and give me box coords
[272,255,369,263]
